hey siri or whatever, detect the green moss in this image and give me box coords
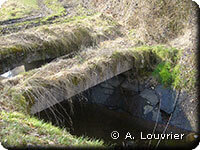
[109,45,181,81]
[152,62,181,88]
[152,62,172,86]
[71,76,80,86]
[0,45,25,60]
[12,92,27,111]
[134,45,180,63]
[125,45,181,87]
[111,51,124,60]
[9,45,24,53]
[171,64,181,89]
[132,45,181,88]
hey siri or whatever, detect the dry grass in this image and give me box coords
[82,0,198,44]
[0,0,67,21]
[0,0,198,148]
[0,13,122,74]
[0,0,39,21]
[0,44,180,114]
[81,0,199,95]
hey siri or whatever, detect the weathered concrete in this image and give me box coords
[0,76,6,81]
[0,28,94,75]
[30,60,197,132]
[24,59,53,71]
[10,65,25,76]
[30,60,133,114]
[0,65,25,78]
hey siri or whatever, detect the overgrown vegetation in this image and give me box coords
[0,13,121,74]
[0,0,39,21]
[44,0,66,16]
[85,0,196,44]
[0,111,104,147]
[0,0,67,21]
[0,45,181,114]
[0,45,183,148]
[152,62,181,88]
[0,0,198,148]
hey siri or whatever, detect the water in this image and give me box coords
[34,96,191,147]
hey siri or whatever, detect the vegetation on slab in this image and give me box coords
[0,0,198,148]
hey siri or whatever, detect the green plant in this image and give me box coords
[152,61,180,88]
[171,65,181,89]
[152,62,172,86]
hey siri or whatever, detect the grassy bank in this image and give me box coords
[0,12,121,74]
[0,45,181,114]
[0,44,182,148]
[0,0,39,21]
[0,111,104,148]
[0,0,198,148]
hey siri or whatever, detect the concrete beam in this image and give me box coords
[31,60,133,114]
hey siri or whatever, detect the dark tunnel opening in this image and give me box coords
[33,71,194,148]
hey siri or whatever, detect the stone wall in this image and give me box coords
[83,70,197,132]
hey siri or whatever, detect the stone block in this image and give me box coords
[140,89,158,105]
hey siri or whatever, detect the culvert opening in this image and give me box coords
[0,58,54,79]
[0,65,25,78]
[34,70,193,147]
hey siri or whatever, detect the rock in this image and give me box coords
[121,80,142,92]
[105,75,124,87]
[10,65,25,77]
[100,81,115,90]
[170,105,193,131]
[143,105,153,115]
[127,95,150,118]
[144,107,162,122]
[83,73,196,132]
[151,109,162,122]
[155,85,176,114]
[0,65,25,78]
[170,91,198,132]
[140,89,158,105]
[88,84,112,104]
[0,76,6,81]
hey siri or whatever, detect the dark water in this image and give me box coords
[35,98,151,143]
[34,95,192,148]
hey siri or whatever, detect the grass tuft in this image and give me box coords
[0,111,104,148]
